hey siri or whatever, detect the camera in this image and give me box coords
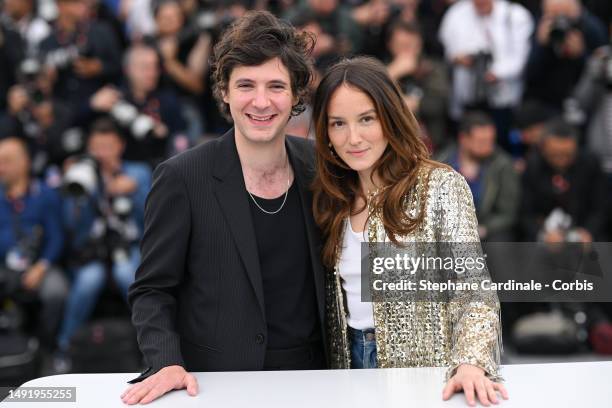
[44,45,80,70]
[60,127,86,157]
[0,227,43,298]
[549,16,578,55]
[44,41,94,71]
[110,101,156,141]
[468,51,493,109]
[17,58,45,104]
[106,196,139,263]
[540,208,587,243]
[14,59,46,142]
[63,156,99,197]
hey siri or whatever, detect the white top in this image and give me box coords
[338,218,374,330]
[438,0,534,116]
[126,0,156,39]
[14,361,612,407]
[15,17,51,55]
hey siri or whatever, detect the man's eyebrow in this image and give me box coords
[233,79,289,86]
[268,80,289,86]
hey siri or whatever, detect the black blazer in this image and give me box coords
[128,130,327,381]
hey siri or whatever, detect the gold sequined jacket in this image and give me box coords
[326,166,502,380]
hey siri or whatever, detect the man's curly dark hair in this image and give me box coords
[210,10,315,121]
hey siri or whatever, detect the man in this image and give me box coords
[88,43,187,168]
[512,100,556,173]
[524,0,607,110]
[39,0,122,109]
[1,79,75,174]
[1,0,51,56]
[437,111,520,241]
[521,118,608,242]
[0,17,24,113]
[122,11,326,405]
[283,0,363,54]
[572,36,612,185]
[386,21,449,149]
[0,137,68,345]
[54,118,150,372]
[438,0,533,145]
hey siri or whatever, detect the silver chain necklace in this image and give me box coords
[247,161,291,215]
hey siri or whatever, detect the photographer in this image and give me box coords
[145,0,211,140]
[0,0,51,56]
[39,0,122,110]
[437,111,520,241]
[0,137,68,345]
[520,118,608,242]
[386,21,449,150]
[0,19,24,113]
[525,0,607,110]
[55,118,150,370]
[148,0,210,96]
[438,0,533,145]
[283,0,363,55]
[0,62,78,176]
[571,39,612,183]
[88,43,187,167]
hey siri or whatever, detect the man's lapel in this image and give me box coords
[286,138,327,336]
[212,130,265,318]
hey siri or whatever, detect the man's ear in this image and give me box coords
[222,90,229,104]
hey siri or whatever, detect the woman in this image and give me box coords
[145,0,211,143]
[149,0,210,96]
[312,56,507,406]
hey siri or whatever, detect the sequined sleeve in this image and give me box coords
[434,169,503,381]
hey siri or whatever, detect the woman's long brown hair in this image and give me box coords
[311,56,443,269]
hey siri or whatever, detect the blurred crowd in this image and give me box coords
[0,0,611,375]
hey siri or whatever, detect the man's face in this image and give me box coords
[388,29,422,59]
[88,132,124,168]
[57,0,88,21]
[127,48,160,93]
[223,57,297,145]
[0,140,30,187]
[473,0,493,16]
[543,0,580,19]
[461,124,496,160]
[4,0,33,19]
[520,124,545,146]
[541,136,577,171]
[308,0,338,15]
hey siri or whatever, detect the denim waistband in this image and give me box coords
[348,327,376,342]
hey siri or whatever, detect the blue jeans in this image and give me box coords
[56,246,139,351]
[349,327,378,369]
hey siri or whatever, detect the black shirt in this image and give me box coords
[247,181,321,350]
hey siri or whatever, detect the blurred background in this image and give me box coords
[0,0,611,387]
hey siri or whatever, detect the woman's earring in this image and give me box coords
[328,142,335,156]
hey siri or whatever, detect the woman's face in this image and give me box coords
[326,84,388,176]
